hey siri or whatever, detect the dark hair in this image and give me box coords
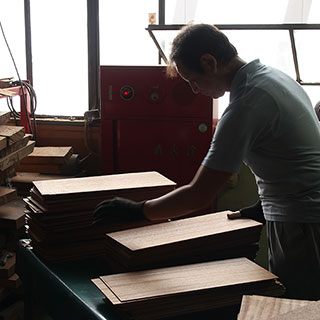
[167,24,238,77]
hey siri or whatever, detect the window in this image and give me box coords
[99,0,158,66]
[1,1,319,118]
[0,0,26,111]
[30,0,88,117]
[150,0,320,118]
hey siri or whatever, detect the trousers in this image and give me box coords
[267,221,320,300]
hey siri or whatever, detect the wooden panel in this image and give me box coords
[32,171,175,199]
[92,258,285,319]
[238,295,319,320]
[100,258,276,302]
[109,211,261,251]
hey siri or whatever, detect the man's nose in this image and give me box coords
[189,82,200,94]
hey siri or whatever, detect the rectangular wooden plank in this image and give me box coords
[32,171,176,199]
[108,211,261,251]
[99,258,277,302]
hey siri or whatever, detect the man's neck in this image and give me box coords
[224,57,246,91]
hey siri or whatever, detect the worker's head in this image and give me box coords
[167,23,238,98]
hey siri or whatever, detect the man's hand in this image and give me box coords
[227,200,266,224]
[92,197,147,225]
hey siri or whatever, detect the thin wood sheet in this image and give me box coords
[98,258,277,302]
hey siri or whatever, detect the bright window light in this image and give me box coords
[99,0,158,66]
[0,0,26,112]
[159,0,320,117]
[30,0,88,117]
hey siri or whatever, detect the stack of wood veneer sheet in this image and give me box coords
[237,295,320,319]
[0,198,27,289]
[16,146,80,175]
[92,257,285,320]
[0,111,35,187]
[23,171,176,262]
[103,211,263,273]
[11,172,71,196]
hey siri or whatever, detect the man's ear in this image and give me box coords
[200,54,217,73]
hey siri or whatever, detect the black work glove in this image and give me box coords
[227,200,266,225]
[92,197,147,225]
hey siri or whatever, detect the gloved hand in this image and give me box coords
[92,197,147,225]
[227,200,266,224]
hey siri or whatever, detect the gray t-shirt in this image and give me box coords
[202,59,320,223]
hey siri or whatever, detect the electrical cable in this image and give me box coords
[0,20,37,143]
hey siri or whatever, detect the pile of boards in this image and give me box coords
[23,171,176,262]
[92,195,286,319]
[103,210,263,273]
[21,167,287,319]
[92,258,285,320]
[0,111,34,289]
[0,111,35,197]
[0,198,27,289]
[15,145,80,175]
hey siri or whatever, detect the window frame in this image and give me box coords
[147,23,320,86]
[21,1,320,119]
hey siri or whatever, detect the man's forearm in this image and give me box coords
[144,184,213,221]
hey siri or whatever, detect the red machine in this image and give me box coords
[100,65,213,187]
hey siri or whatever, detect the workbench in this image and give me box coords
[16,240,240,320]
[16,240,119,320]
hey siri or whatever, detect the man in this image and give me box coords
[94,24,320,300]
